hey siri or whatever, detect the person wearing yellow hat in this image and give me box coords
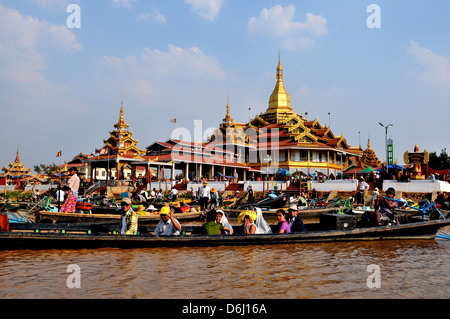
[154,205,182,236]
[199,180,211,212]
[238,210,257,234]
[119,197,138,235]
[209,187,220,210]
[190,186,197,200]
[136,205,149,216]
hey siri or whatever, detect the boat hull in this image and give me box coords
[1,219,449,250]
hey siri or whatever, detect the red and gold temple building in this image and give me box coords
[204,56,371,178]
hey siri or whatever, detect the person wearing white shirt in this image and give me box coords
[154,206,181,236]
[171,187,179,201]
[357,177,370,205]
[199,181,211,212]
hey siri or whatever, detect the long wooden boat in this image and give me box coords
[32,206,339,225]
[33,210,204,225]
[1,218,449,250]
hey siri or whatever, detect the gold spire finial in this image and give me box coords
[115,98,129,130]
[15,148,20,163]
[265,52,293,121]
[277,50,283,81]
[223,95,234,125]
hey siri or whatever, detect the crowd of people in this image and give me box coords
[48,168,433,236]
[117,197,309,237]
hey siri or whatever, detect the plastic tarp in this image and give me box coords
[217,172,236,179]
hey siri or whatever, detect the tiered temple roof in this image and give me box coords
[208,56,369,175]
[95,100,144,158]
[1,150,32,177]
[360,139,382,168]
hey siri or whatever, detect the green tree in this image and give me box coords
[428,149,450,170]
[33,163,60,174]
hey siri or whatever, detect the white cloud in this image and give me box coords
[0,4,81,86]
[97,44,227,106]
[100,44,226,79]
[247,5,327,51]
[137,9,167,24]
[112,0,135,9]
[408,40,450,84]
[184,0,225,22]
[29,0,69,8]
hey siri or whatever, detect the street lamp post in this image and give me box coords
[379,122,393,173]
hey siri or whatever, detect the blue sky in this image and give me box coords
[1,0,450,172]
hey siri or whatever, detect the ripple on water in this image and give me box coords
[0,240,449,299]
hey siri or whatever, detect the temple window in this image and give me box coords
[300,151,308,162]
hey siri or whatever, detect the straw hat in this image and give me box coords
[203,180,208,185]
[211,187,216,192]
[238,210,257,224]
[174,202,181,208]
[160,206,170,215]
[138,205,145,211]
[289,204,298,211]
[121,198,132,205]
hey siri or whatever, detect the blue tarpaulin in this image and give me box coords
[218,172,236,179]
[378,164,405,172]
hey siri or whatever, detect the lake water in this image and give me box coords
[0,238,449,300]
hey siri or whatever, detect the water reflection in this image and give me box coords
[0,240,449,299]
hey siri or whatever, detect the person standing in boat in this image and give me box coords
[209,187,219,210]
[285,204,306,233]
[154,206,182,236]
[119,197,138,235]
[199,180,211,212]
[275,209,291,234]
[356,177,370,205]
[60,167,80,213]
[247,185,254,204]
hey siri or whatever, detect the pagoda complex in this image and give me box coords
[359,139,382,168]
[1,150,32,178]
[209,56,367,177]
[95,100,144,157]
[86,100,169,183]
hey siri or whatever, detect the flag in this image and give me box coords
[170,118,177,124]
[56,151,62,158]
[99,148,108,155]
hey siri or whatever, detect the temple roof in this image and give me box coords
[95,101,144,157]
[360,138,382,168]
[2,149,32,176]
